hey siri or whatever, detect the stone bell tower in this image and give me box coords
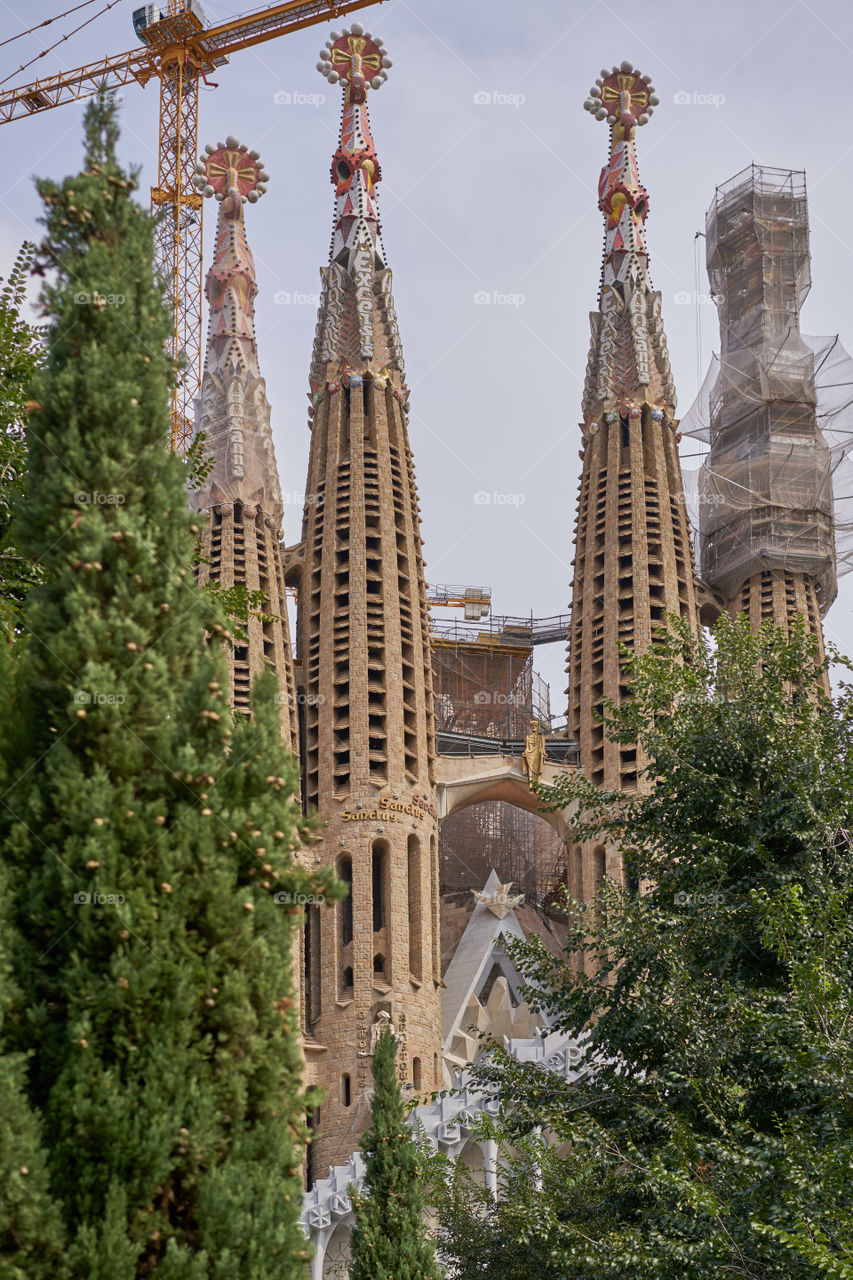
[191,137,298,748]
[566,62,700,895]
[290,23,443,1178]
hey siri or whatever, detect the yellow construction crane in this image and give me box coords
[0,0,383,452]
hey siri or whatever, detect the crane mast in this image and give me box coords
[146,2,208,452]
[0,0,383,452]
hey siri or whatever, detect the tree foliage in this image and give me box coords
[0,97,338,1279]
[0,242,44,644]
[432,615,853,1279]
[0,853,69,1280]
[349,1030,443,1280]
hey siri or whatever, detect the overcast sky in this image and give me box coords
[2,0,852,710]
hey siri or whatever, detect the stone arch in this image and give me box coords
[434,754,575,841]
[458,1135,487,1188]
[322,1222,352,1280]
[438,798,566,907]
[456,1134,498,1198]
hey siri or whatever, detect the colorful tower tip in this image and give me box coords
[583,64,659,136]
[317,26,391,97]
[194,139,269,206]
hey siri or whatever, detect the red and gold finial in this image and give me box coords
[580,61,676,418]
[317,23,391,102]
[194,135,269,211]
[584,60,659,140]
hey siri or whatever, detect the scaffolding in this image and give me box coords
[437,801,565,906]
[432,639,541,740]
[431,624,566,907]
[685,165,841,609]
[430,613,570,649]
[683,334,853,585]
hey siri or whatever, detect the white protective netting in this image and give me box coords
[680,335,853,607]
[679,166,853,611]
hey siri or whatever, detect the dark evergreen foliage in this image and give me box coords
[0,97,337,1279]
[0,242,44,643]
[349,1030,443,1280]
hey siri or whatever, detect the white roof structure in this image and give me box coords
[301,871,587,1278]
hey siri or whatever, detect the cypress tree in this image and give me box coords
[349,1030,442,1280]
[0,97,336,1278]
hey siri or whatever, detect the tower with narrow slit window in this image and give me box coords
[191,137,298,749]
[565,62,700,897]
[287,23,443,1176]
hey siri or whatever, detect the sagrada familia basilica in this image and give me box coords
[188,31,844,1277]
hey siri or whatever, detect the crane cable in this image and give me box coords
[0,0,108,51]
[0,0,126,90]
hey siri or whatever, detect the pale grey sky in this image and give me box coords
[2,0,852,708]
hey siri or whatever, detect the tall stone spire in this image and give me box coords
[190,139,297,747]
[566,63,699,897]
[291,24,442,1180]
[581,64,675,421]
[309,25,402,390]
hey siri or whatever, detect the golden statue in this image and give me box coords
[522,718,547,788]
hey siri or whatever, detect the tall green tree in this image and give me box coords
[431,616,853,1280]
[0,97,337,1279]
[349,1030,442,1280]
[0,855,68,1280]
[0,243,44,644]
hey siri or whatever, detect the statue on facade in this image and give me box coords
[522,719,547,787]
[358,1009,401,1056]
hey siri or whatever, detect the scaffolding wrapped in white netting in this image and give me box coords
[678,164,853,612]
[682,337,853,608]
[706,165,811,354]
[681,336,853,607]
